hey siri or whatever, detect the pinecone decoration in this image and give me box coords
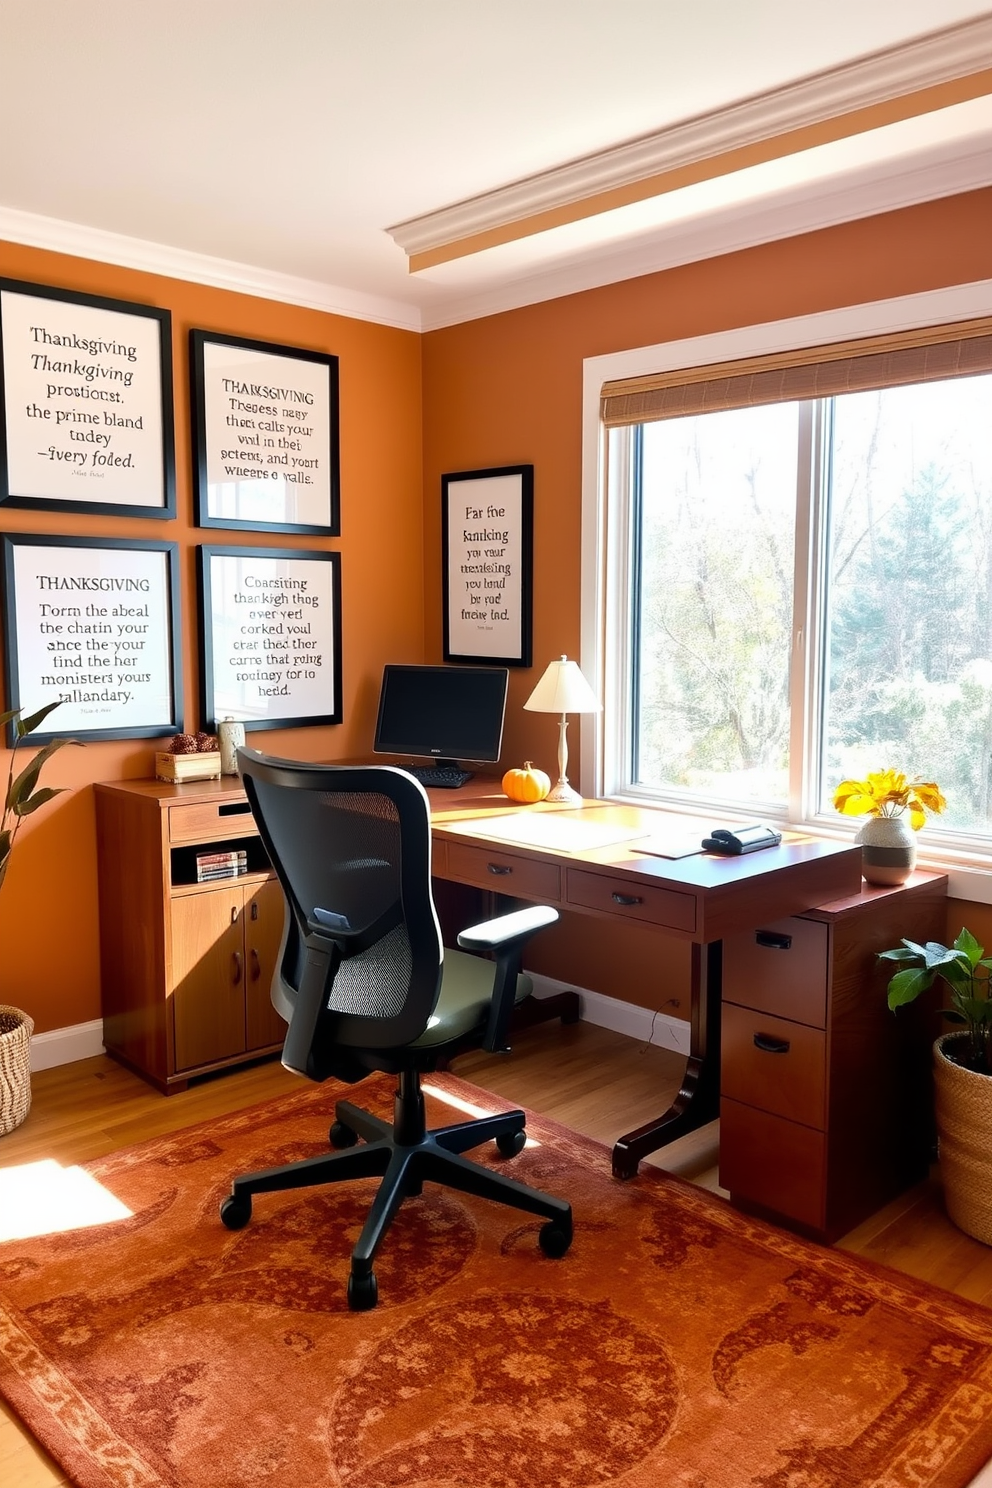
[169,733,200,755]
[195,731,218,752]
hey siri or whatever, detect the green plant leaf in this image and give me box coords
[953,927,985,966]
[13,786,64,818]
[878,946,922,964]
[900,939,931,958]
[15,700,64,737]
[6,737,72,813]
[887,966,934,1009]
[923,941,965,970]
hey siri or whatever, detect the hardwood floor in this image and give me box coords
[2,1021,991,1488]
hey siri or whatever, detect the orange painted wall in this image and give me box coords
[3,190,991,1042]
[422,189,992,1007]
[0,239,424,1034]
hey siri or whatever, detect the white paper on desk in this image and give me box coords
[630,836,704,860]
[449,815,644,853]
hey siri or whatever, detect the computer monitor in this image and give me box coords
[373,664,508,767]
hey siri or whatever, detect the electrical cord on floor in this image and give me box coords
[640,999,681,1054]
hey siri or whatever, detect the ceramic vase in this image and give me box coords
[218,718,246,775]
[855,812,917,885]
[934,1032,992,1246]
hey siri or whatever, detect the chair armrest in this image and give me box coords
[457,905,560,1053]
[456,904,559,952]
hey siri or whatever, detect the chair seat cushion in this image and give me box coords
[410,952,532,1048]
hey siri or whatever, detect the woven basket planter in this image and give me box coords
[0,1005,33,1136]
[934,1032,992,1246]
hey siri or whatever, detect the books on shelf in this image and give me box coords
[195,849,248,883]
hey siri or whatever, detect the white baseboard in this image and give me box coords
[28,984,690,1074]
[30,1020,105,1073]
[529,974,691,1055]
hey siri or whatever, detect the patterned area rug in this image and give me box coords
[1,1073,992,1488]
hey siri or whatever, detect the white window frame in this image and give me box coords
[579,279,992,901]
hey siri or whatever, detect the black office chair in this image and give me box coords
[219,750,573,1310]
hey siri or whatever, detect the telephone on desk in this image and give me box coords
[701,824,782,855]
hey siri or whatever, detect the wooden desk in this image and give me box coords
[426,779,865,1185]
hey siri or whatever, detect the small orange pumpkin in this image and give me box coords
[501,761,551,803]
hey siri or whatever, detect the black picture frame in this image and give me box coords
[198,545,342,731]
[0,277,175,519]
[190,330,340,535]
[442,463,533,667]
[1,532,183,743]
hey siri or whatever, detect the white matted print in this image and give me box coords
[191,331,339,534]
[442,464,533,667]
[1,534,182,742]
[0,279,175,518]
[198,546,342,730]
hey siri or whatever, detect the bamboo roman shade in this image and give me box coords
[601,317,992,427]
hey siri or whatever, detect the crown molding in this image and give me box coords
[388,15,992,261]
[0,205,423,332]
[418,136,992,331]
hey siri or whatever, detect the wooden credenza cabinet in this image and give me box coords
[719,872,947,1242]
[95,777,287,1093]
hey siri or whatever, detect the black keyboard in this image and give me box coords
[406,764,474,789]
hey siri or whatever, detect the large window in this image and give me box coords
[601,334,992,848]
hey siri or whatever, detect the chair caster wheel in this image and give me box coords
[496,1128,526,1158]
[220,1194,252,1230]
[347,1270,378,1311]
[330,1121,358,1149]
[539,1217,573,1258]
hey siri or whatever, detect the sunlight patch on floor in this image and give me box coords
[0,1159,133,1242]
[422,1082,541,1147]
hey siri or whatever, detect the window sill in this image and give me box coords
[601,790,992,904]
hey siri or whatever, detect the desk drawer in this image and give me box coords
[721,1004,826,1129]
[169,798,257,844]
[565,867,696,934]
[722,916,828,1027]
[720,1098,826,1232]
[444,841,561,902]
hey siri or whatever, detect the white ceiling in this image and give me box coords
[1,1,991,331]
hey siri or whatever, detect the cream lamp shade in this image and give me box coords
[523,655,601,805]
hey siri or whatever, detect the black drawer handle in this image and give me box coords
[612,892,643,906]
[755,930,792,950]
[487,863,513,876]
[753,1032,791,1054]
[219,802,252,817]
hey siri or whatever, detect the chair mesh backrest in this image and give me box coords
[244,763,442,1048]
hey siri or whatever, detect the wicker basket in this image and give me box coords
[0,1005,33,1136]
[934,1032,992,1246]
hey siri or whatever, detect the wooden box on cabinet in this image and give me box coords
[95,777,287,1093]
[719,872,947,1242]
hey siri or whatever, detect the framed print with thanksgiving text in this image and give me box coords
[1,533,182,744]
[198,545,342,730]
[0,278,175,518]
[190,330,340,534]
[442,464,532,667]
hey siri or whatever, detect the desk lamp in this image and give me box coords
[523,655,601,805]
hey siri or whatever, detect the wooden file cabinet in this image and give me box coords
[95,777,287,1093]
[719,872,947,1242]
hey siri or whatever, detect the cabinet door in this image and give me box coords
[245,879,288,1052]
[171,889,248,1071]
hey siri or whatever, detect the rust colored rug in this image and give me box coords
[2,1074,992,1488]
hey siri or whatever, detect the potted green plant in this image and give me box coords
[833,769,946,884]
[879,927,992,1245]
[1,701,73,1136]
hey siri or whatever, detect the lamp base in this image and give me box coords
[545,779,583,805]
